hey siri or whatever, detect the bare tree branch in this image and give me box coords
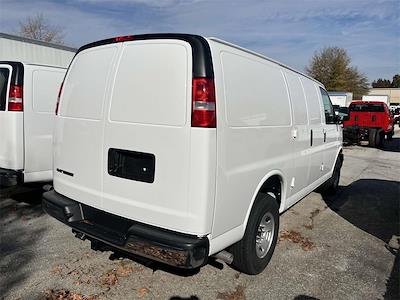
[18,14,65,45]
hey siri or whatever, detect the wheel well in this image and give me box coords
[258,175,282,209]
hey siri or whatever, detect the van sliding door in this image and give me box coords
[300,78,324,186]
[284,71,311,203]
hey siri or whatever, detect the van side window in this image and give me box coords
[319,88,335,124]
[0,68,10,111]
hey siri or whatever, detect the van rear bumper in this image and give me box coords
[42,190,209,269]
[0,168,23,187]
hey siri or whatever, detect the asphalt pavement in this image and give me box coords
[1,129,399,300]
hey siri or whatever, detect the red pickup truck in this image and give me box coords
[343,101,394,147]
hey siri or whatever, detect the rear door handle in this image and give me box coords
[310,129,313,147]
[323,129,327,143]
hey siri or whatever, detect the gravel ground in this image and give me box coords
[1,130,399,300]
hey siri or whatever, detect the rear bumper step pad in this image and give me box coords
[42,190,209,269]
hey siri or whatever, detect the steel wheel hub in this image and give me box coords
[255,212,275,258]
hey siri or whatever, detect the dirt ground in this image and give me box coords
[1,130,399,300]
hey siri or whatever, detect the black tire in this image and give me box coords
[320,155,342,196]
[376,130,384,148]
[231,193,279,275]
[387,130,394,141]
[369,128,377,147]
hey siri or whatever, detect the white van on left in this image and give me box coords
[0,33,76,187]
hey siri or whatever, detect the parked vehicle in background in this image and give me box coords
[0,33,76,187]
[0,62,67,186]
[390,107,400,124]
[328,91,352,107]
[343,101,394,147]
[362,95,389,105]
[42,34,343,275]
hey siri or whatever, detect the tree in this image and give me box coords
[371,74,400,88]
[18,14,64,44]
[306,47,369,99]
[372,78,392,88]
[391,74,400,88]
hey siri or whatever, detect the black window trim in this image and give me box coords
[319,87,336,124]
[0,61,24,111]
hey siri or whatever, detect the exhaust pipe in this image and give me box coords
[213,250,234,264]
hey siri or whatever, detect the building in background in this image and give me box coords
[0,32,76,67]
[328,91,353,107]
[368,88,400,106]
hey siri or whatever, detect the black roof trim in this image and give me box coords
[0,61,24,86]
[0,32,77,52]
[77,33,214,78]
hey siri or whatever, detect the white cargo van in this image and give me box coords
[0,61,67,186]
[43,34,343,274]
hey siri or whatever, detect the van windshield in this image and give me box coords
[0,68,10,111]
[349,104,384,112]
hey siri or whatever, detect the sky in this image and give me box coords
[1,0,399,82]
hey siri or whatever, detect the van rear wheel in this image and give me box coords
[231,193,279,275]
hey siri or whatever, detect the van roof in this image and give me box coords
[208,37,324,87]
[76,33,323,86]
[77,33,214,78]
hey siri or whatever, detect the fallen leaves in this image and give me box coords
[115,264,133,277]
[100,262,136,287]
[101,272,118,286]
[217,285,246,300]
[43,289,97,300]
[137,287,150,298]
[279,230,315,251]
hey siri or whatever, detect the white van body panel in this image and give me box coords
[50,35,341,260]
[206,39,341,254]
[0,113,24,170]
[0,62,66,183]
[209,41,294,242]
[23,64,65,182]
[54,40,216,235]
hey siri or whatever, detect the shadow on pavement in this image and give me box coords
[0,184,46,297]
[382,136,400,153]
[322,178,400,300]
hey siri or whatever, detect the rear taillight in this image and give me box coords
[8,85,23,111]
[55,81,63,115]
[191,78,216,128]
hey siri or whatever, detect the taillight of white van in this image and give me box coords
[192,78,216,128]
[8,84,23,111]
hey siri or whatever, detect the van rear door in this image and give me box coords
[54,44,120,208]
[102,40,193,233]
[55,38,198,234]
